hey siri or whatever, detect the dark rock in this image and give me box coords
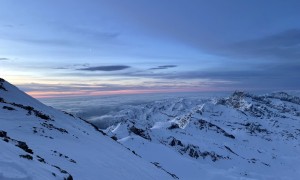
[197,119,235,139]
[168,123,180,130]
[0,79,7,91]
[111,136,118,141]
[81,118,107,136]
[2,106,15,111]
[261,162,271,167]
[41,123,68,134]
[189,148,199,159]
[169,137,183,147]
[130,126,151,141]
[9,102,53,121]
[52,165,73,180]
[37,155,46,163]
[244,122,269,134]
[178,143,225,161]
[224,133,236,139]
[0,130,7,137]
[52,165,68,174]
[35,111,51,120]
[151,162,179,179]
[69,159,76,163]
[63,111,75,118]
[19,154,33,160]
[224,146,239,156]
[16,141,33,154]
[65,175,73,180]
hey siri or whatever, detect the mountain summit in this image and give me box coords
[0,78,173,180]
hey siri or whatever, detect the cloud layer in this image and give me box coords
[149,65,177,70]
[1,0,300,97]
[78,65,130,71]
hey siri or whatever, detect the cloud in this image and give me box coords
[10,37,80,47]
[20,37,103,48]
[62,25,120,41]
[0,24,121,48]
[18,79,227,95]
[0,58,9,61]
[226,29,300,60]
[89,115,117,129]
[70,62,300,90]
[78,65,130,71]
[73,63,90,67]
[67,61,300,89]
[19,83,140,92]
[149,65,177,70]
[52,63,90,70]
[107,2,300,61]
[52,67,68,70]
[2,24,14,28]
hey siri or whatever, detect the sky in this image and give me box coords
[0,0,300,98]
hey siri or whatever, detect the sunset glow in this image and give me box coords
[27,87,223,99]
[1,1,299,98]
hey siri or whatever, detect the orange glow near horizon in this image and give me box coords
[27,87,221,99]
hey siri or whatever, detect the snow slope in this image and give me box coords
[105,91,300,180]
[0,78,174,180]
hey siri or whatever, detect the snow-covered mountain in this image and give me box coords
[104,91,300,179]
[0,78,174,180]
[2,77,299,180]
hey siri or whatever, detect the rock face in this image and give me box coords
[0,78,173,180]
[105,91,300,179]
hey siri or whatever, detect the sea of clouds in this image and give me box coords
[40,90,300,129]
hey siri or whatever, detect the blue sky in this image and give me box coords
[0,0,300,98]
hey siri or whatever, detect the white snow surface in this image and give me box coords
[104,91,300,180]
[0,78,173,180]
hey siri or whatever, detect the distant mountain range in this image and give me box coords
[1,78,299,180]
[104,90,300,179]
